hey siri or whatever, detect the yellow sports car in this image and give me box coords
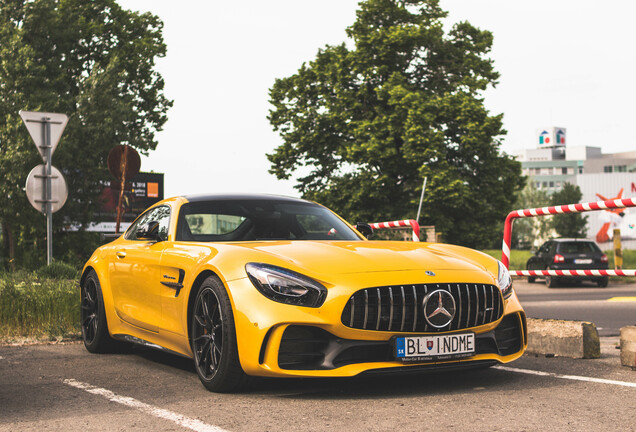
[81,194,527,392]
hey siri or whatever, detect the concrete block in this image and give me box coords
[620,326,636,369]
[526,318,600,359]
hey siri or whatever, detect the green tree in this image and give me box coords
[267,0,523,248]
[0,0,172,269]
[551,182,588,238]
[511,180,552,249]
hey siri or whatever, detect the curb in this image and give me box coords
[526,318,600,359]
[620,326,636,369]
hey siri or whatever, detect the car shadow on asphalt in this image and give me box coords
[124,343,196,373]
[118,345,564,398]
[240,365,561,399]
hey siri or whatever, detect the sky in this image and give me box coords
[116,0,636,199]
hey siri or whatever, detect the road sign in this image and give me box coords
[25,164,68,214]
[108,145,141,181]
[19,110,68,162]
[19,109,69,265]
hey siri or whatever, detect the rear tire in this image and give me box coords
[191,276,249,393]
[528,276,536,283]
[81,270,118,353]
[545,274,558,288]
[597,277,609,288]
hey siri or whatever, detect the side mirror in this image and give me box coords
[136,221,162,242]
[355,222,373,240]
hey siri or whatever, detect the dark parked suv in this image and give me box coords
[526,239,609,288]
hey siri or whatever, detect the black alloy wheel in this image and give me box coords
[81,276,99,345]
[81,270,117,353]
[191,276,248,392]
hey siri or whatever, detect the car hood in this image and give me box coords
[228,240,493,276]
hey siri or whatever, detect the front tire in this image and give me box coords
[81,270,118,353]
[597,277,609,288]
[191,276,248,392]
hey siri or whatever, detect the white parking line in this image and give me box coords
[494,366,636,389]
[63,379,229,432]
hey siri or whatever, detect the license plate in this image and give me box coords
[574,258,593,264]
[395,333,475,362]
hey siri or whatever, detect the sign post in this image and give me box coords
[613,228,623,270]
[107,145,141,234]
[19,110,69,265]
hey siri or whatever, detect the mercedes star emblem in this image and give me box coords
[423,289,456,328]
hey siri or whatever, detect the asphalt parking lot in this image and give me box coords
[2,280,635,431]
[1,334,635,432]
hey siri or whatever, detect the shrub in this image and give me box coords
[37,261,80,280]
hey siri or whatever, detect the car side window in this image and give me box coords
[124,205,171,241]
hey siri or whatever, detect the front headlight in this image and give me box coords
[245,263,327,308]
[497,260,513,299]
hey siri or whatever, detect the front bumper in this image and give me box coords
[225,272,527,378]
[277,312,526,370]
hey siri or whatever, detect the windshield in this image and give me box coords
[176,199,362,242]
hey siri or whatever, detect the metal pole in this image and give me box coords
[415,176,427,223]
[115,145,129,234]
[45,117,53,265]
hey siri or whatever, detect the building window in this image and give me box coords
[562,167,568,174]
[549,181,554,188]
[536,181,541,188]
[578,167,583,174]
[604,166,613,173]
[542,181,548,188]
[616,165,627,172]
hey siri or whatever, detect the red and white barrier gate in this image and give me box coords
[370,219,420,242]
[501,197,636,277]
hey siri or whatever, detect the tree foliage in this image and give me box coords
[267,0,523,248]
[550,182,588,238]
[511,181,552,249]
[0,0,172,269]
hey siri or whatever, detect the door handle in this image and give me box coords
[116,251,127,259]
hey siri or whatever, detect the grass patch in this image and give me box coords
[0,271,80,343]
[481,249,533,270]
[605,249,636,269]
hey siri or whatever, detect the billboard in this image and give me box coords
[576,173,636,244]
[90,172,164,233]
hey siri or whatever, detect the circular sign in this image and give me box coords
[25,164,68,214]
[108,145,141,181]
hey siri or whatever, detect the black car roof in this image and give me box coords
[549,238,596,243]
[183,193,314,204]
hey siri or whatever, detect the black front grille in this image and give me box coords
[341,283,503,332]
[278,325,392,370]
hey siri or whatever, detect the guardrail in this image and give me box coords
[370,219,420,242]
[501,197,636,276]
